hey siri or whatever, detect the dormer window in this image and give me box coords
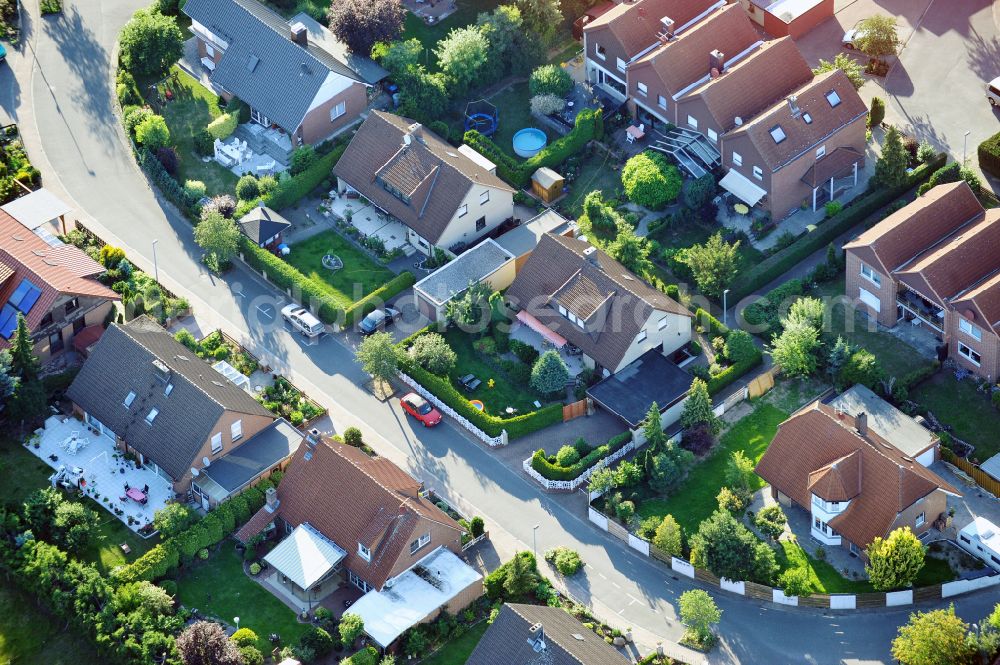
[595,43,606,60]
[769,125,786,144]
[825,90,841,107]
[376,176,411,205]
[358,542,371,561]
[123,391,136,408]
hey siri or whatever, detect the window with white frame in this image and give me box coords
[409,532,431,554]
[687,115,698,130]
[124,391,136,408]
[616,57,626,73]
[860,263,881,287]
[231,419,243,442]
[959,342,981,366]
[959,317,982,341]
[164,382,173,396]
[636,329,647,343]
[357,542,371,561]
[915,512,925,527]
[707,128,718,143]
[636,82,648,96]
[595,43,606,60]
[657,316,668,331]
[657,95,667,110]
[211,432,223,454]
[732,151,742,166]
[816,145,826,158]
[479,190,489,205]
[752,166,763,180]
[458,204,468,218]
[330,101,346,122]
[769,125,786,143]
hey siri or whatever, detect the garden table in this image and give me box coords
[126,487,148,504]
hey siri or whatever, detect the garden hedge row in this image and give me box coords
[693,308,764,395]
[234,143,347,219]
[978,130,1000,179]
[397,335,564,439]
[463,108,604,189]
[344,271,416,327]
[240,236,343,323]
[114,482,272,584]
[530,431,632,481]
[138,147,198,214]
[729,153,947,301]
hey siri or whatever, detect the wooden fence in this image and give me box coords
[943,448,1000,497]
[747,367,776,399]
[562,398,588,422]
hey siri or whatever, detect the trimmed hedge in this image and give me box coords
[694,307,730,338]
[530,431,632,481]
[344,271,416,327]
[240,237,343,323]
[114,482,273,584]
[397,329,563,439]
[463,108,604,188]
[138,147,197,214]
[730,153,947,301]
[235,145,346,218]
[706,352,763,395]
[978,130,1000,179]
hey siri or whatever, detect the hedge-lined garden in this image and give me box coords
[691,308,764,395]
[530,432,632,481]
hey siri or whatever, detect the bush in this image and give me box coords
[979,130,1000,178]
[231,628,259,648]
[529,64,573,97]
[728,154,945,301]
[338,613,364,649]
[249,562,261,575]
[299,627,335,658]
[530,93,566,116]
[290,145,318,175]
[236,175,260,201]
[429,120,449,140]
[510,339,539,364]
[156,146,178,175]
[206,112,238,140]
[470,516,485,537]
[555,445,580,467]
[135,114,170,151]
[869,96,885,127]
[544,546,583,576]
[343,426,363,446]
[529,431,632,480]
[408,332,456,375]
[622,151,682,210]
[124,106,154,137]
[184,180,207,201]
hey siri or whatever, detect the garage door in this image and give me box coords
[859,287,881,313]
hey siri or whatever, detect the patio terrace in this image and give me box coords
[510,321,586,377]
[27,416,173,535]
[327,193,412,254]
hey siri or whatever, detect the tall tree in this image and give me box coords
[0,349,17,412]
[689,510,777,584]
[813,53,865,90]
[118,8,184,79]
[874,125,909,188]
[396,69,450,125]
[10,313,39,381]
[446,281,492,331]
[194,210,241,270]
[530,350,570,395]
[680,378,719,434]
[372,39,423,76]
[678,590,722,644]
[608,226,652,276]
[176,621,243,665]
[770,319,821,377]
[477,5,523,82]
[891,605,974,665]
[356,331,399,390]
[683,232,740,300]
[724,450,756,502]
[516,0,562,45]
[653,514,683,557]
[327,0,405,58]
[854,14,900,63]
[866,527,926,591]
[435,26,489,94]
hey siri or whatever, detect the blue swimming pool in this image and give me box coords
[512,128,547,158]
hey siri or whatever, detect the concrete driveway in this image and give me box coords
[795,0,1000,172]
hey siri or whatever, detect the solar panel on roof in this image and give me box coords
[0,304,18,339]
[10,278,42,314]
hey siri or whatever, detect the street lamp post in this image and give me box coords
[152,239,160,284]
[963,130,971,166]
[532,524,539,557]
[723,289,731,327]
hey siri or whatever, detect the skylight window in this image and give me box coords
[769,125,786,144]
[803,112,813,124]
[825,90,841,107]
[123,391,136,408]
[146,408,159,425]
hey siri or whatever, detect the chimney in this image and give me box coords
[709,49,725,73]
[787,94,801,117]
[265,486,279,512]
[290,22,308,46]
[527,623,547,653]
[659,16,675,38]
[855,412,868,437]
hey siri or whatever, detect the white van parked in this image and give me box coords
[281,304,324,338]
[988,77,1000,106]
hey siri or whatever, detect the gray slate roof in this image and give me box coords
[413,239,513,306]
[466,603,629,665]
[828,384,938,458]
[238,205,292,244]
[66,317,273,481]
[182,0,362,132]
[202,418,302,492]
[333,111,514,244]
[587,349,692,428]
[289,13,388,85]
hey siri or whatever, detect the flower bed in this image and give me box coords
[174,329,258,376]
[0,125,41,203]
[258,376,325,427]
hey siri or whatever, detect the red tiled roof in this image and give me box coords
[71,324,105,355]
[584,0,719,60]
[755,402,960,550]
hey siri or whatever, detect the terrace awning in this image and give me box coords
[719,170,767,207]
[516,310,566,347]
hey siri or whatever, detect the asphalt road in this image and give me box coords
[4,1,1000,663]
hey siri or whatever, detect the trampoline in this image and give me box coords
[464,99,498,137]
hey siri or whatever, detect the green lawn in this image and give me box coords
[0,439,56,507]
[0,583,102,665]
[402,0,504,57]
[443,329,551,415]
[420,621,489,665]
[284,230,396,309]
[155,67,238,197]
[486,82,559,159]
[812,280,935,381]
[175,546,310,653]
[649,218,764,274]
[636,403,789,534]
[777,540,956,594]
[910,371,1000,462]
[560,149,623,219]
[80,506,157,576]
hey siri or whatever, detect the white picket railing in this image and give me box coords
[398,372,508,447]
[521,436,642,491]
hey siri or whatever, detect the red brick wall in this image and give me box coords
[844,251,897,327]
[297,82,367,146]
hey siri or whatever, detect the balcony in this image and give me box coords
[896,287,945,334]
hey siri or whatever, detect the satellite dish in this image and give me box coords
[191,467,200,477]
[203,457,211,467]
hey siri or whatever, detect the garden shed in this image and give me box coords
[531,167,565,204]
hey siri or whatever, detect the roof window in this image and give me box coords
[826,90,841,107]
[769,125,786,144]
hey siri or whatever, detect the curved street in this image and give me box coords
[3,1,999,663]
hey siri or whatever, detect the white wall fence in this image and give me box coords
[522,434,648,492]
[942,575,1000,598]
[398,372,508,447]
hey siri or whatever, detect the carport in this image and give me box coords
[587,350,692,431]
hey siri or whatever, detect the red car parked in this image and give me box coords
[400,392,442,427]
